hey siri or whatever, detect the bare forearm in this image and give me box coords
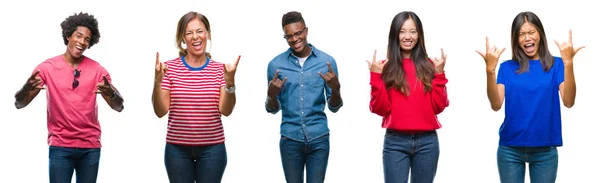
[14,87,38,109]
[152,81,169,117]
[106,87,124,112]
[220,91,236,116]
[486,71,502,111]
[562,63,576,107]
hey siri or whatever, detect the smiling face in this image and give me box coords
[518,21,540,60]
[66,26,91,58]
[184,18,209,57]
[283,22,309,57]
[398,18,418,53]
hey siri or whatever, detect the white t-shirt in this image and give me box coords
[296,55,308,67]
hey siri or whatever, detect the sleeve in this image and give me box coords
[369,72,391,117]
[431,72,449,115]
[497,62,505,85]
[33,63,47,87]
[326,58,343,113]
[265,61,281,114]
[217,61,226,87]
[554,57,565,88]
[97,66,112,84]
[160,61,172,90]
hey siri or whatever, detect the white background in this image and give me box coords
[0,0,598,182]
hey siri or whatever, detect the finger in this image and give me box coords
[491,46,497,52]
[281,77,288,85]
[475,50,485,58]
[574,46,585,54]
[103,75,110,85]
[273,70,280,81]
[327,62,334,73]
[318,72,326,79]
[372,50,377,62]
[499,47,506,55]
[29,70,40,80]
[156,52,160,66]
[440,48,446,60]
[382,59,389,65]
[162,63,168,72]
[36,86,46,90]
[95,90,102,94]
[569,29,573,46]
[554,40,561,48]
[234,55,241,68]
[485,36,489,51]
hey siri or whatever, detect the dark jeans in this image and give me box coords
[383,130,439,183]
[280,134,330,183]
[164,143,227,183]
[48,146,101,183]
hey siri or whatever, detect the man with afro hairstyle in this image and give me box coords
[14,12,124,183]
[265,11,343,183]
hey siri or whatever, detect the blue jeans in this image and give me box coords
[280,134,330,183]
[164,143,227,183]
[383,130,439,183]
[48,146,101,183]
[497,145,558,183]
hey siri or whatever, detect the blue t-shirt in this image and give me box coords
[497,56,565,147]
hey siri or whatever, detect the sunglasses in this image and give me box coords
[73,69,81,88]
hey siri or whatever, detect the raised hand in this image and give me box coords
[318,62,340,90]
[155,52,167,82]
[430,48,447,74]
[366,50,388,73]
[224,55,241,86]
[268,70,287,97]
[476,36,506,72]
[554,29,585,65]
[96,75,114,96]
[23,70,45,91]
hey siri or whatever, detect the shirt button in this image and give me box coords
[301,98,303,101]
[302,124,306,128]
[301,71,303,74]
[301,84,304,87]
[301,111,304,114]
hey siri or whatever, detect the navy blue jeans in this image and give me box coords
[280,134,330,183]
[48,146,101,183]
[164,143,227,183]
[383,130,439,183]
[497,145,558,183]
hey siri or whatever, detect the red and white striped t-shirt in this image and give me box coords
[161,56,226,146]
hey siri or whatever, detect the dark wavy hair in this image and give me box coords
[383,11,434,95]
[60,12,100,48]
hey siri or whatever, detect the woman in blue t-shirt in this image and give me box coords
[476,11,584,183]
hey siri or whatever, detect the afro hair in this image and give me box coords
[60,12,100,48]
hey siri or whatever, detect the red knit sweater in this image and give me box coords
[369,58,449,132]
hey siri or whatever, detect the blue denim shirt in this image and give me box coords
[266,44,343,142]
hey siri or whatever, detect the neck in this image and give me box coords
[185,52,207,66]
[63,52,83,68]
[293,45,312,58]
[401,50,411,59]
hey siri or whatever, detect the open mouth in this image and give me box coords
[523,43,535,53]
[402,40,413,47]
[192,41,202,50]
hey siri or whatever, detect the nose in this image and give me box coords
[192,32,200,40]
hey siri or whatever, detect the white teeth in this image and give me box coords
[192,42,201,46]
[525,43,534,47]
[75,46,82,50]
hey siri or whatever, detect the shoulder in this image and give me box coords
[500,59,518,68]
[312,46,335,61]
[268,51,290,68]
[207,59,224,70]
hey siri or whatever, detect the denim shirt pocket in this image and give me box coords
[309,72,325,89]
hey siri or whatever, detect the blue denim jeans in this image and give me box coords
[497,145,558,183]
[48,146,101,183]
[280,134,330,183]
[382,130,439,183]
[164,143,227,183]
